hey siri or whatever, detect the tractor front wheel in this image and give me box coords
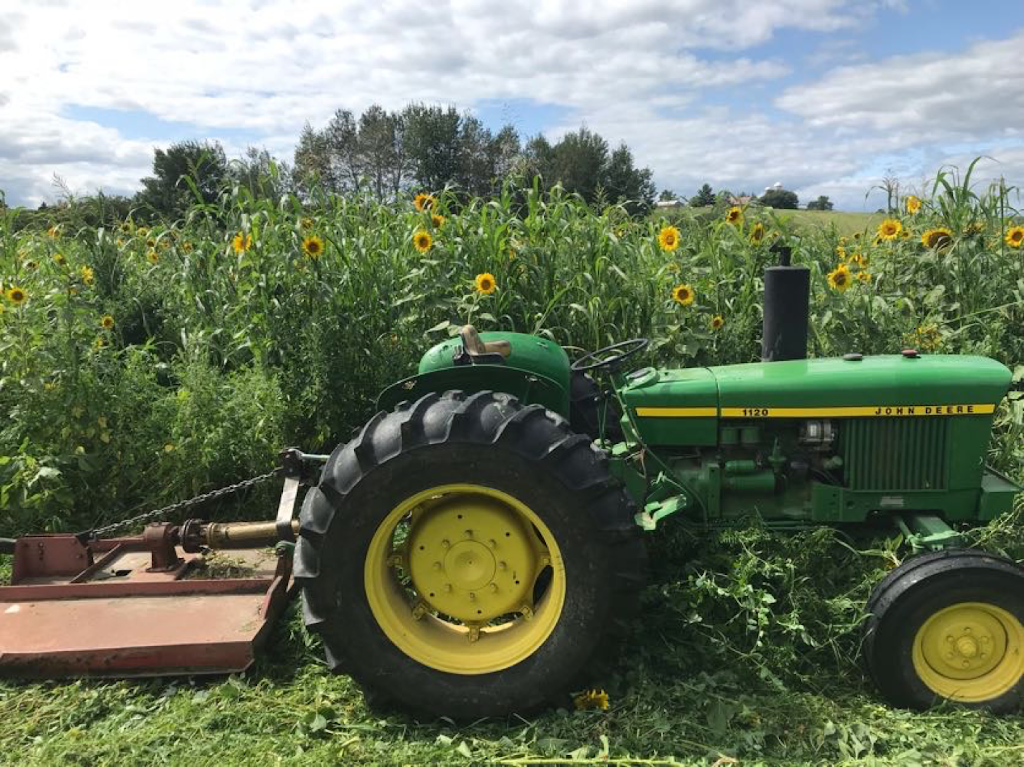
[863,549,1023,713]
[295,391,645,718]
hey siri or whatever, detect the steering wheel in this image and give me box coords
[571,338,649,373]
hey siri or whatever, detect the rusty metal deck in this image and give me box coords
[0,535,294,678]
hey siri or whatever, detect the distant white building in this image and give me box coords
[764,181,784,193]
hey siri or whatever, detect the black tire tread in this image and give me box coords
[295,390,646,716]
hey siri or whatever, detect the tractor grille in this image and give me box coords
[840,418,948,491]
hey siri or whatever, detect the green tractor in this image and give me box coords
[294,261,1022,718]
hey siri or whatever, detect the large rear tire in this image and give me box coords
[863,549,1023,713]
[295,391,645,718]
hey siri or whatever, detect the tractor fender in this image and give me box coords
[376,365,569,416]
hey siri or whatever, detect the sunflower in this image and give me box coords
[857,271,872,284]
[853,232,862,241]
[431,214,445,228]
[573,688,609,711]
[827,263,852,292]
[965,221,984,236]
[5,286,27,305]
[475,272,497,294]
[921,227,953,250]
[905,195,921,214]
[877,218,902,240]
[302,234,324,259]
[657,225,681,252]
[25,260,38,271]
[710,314,724,331]
[671,283,695,306]
[146,238,156,248]
[412,230,432,253]
[413,192,436,211]
[119,221,133,234]
[52,252,66,266]
[136,227,149,237]
[182,241,194,253]
[849,252,868,268]
[100,314,115,330]
[835,246,846,260]
[1005,226,1024,248]
[80,265,95,285]
[47,226,59,238]
[300,217,314,229]
[749,223,765,243]
[232,232,253,253]
[147,250,159,264]
[725,206,743,225]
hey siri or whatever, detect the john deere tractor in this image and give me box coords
[294,259,1022,718]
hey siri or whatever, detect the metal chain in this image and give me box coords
[90,468,283,539]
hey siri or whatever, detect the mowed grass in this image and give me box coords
[777,209,886,236]
[3,528,1024,766]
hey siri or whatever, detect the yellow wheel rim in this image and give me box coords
[912,601,1023,703]
[364,484,565,674]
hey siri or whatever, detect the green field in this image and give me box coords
[1,172,1022,764]
[779,209,886,236]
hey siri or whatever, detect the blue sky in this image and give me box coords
[3,1,1023,210]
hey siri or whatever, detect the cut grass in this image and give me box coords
[775,209,886,236]
[2,531,1022,766]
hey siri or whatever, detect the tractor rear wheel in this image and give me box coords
[863,549,1023,713]
[295,391,645,718]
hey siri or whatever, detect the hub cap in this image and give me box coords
[912,602,1023,702]
[364,484,565,674]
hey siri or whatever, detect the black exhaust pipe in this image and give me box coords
[761,245,809,362]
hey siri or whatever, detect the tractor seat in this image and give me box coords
[456,325,512,365]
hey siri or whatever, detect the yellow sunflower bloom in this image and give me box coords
[302,234,324,259]
[413,192,436,211]
[412,230,432,253]
[658,225,681,252]
[857,271,872,284]
[53,252,66,266]
[671,283,695,306]
[877,218,902,240]
[749,223,765,243]
[47,226,59,238]
[1005,226,1024,248]
[921,227,953,250]
[475,272,497,295]
[827,263,852,292]
[232,232,253,253]
[300,217,314,229]
[849,252,868,268]
[25,260,38,271]
[905,195,921,214]
[431,214,445,228]
[835,246,846,260]
[80,265,95,285]
[100,314,115,330]
[710,314,724,331]
[725,206,743,225]
[136,227,149,237]
[573,688,610,711]
[147,250,159,264]
[5,286,28,305]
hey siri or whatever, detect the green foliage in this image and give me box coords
[761,188,800,209]
[807,194,834,211]
[1,165,1021,535]
[137,140,229,219]
[690,183,716,207]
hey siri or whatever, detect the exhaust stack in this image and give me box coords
[761,245,809,362]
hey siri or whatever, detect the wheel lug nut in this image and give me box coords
[498,561,507,570]
[490,583,498,593]
[443,583,452,593]
[441,539,450,549]
[469,592,476,601]
[464,529,473,538]
[432,561,442,571]
[468,626,480,643]
[946,636,954,643]
[488,539,497,548]
[387,554,402,568]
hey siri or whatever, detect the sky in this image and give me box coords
[2,0,1023,211]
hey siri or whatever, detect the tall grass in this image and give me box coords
[0,167,1021,535]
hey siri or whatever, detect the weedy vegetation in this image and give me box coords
[1,159,1022,764]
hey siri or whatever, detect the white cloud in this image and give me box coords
[0,0,1020,211]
